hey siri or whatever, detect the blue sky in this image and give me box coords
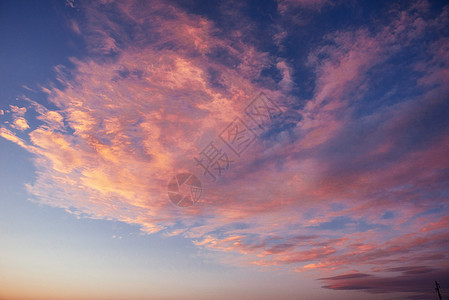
[1,0,448,299]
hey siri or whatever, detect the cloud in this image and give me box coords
[65,0,76,9]
[319,268,449,298]
[9,105,26,116]
[3,0,282,232]
[69,19,81,35]
[8,105,30,131]
[11,117,29,131]
[277,0,332,13]
[0,128,30,149]
[1,0,449,298]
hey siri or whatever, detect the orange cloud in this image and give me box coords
[1,0,448,289]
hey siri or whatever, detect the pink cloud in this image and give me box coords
[1,1,448,296]
[11,117,29,131]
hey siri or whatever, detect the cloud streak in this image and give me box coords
[2,0,448,298]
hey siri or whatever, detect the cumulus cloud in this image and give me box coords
[9,105,26,116]
[8,105,29,131]
[11,117,29,131]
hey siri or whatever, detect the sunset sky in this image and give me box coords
[0,0,448,299]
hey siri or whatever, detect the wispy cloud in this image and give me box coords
[1,0,448,297]
[277,0,332,13]
[319,268,449,299]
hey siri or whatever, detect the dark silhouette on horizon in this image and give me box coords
[435,281,442,300]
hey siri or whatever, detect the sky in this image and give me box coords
[0,0,448,299]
